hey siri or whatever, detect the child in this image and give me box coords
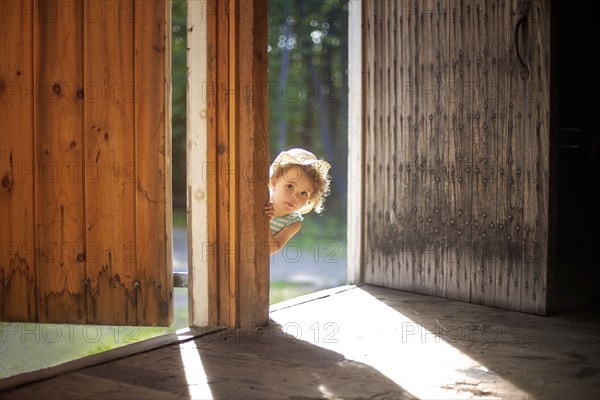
[264,148,331,255]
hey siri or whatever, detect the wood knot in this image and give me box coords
[52,82,62,96]
[1,175,12,191]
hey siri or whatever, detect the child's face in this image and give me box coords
[270,166,314,216]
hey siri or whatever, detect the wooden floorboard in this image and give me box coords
[2,285,599,399]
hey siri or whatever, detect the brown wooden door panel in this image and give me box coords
[0,0,37,322]
[0,0,172,326]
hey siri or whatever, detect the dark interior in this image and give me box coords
[553,0,600,312]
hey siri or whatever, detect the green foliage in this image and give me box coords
[270,281,315,304]
[172,0,187,209]
[172,207,187,228]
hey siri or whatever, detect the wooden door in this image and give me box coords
[0,0,172,325]
[362,0,552,314]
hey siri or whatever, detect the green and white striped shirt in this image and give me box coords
[270,212,303,235]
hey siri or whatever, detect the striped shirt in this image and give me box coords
[270,212,303,235]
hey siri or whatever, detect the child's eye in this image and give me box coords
[287,184,294,190]
[301,191,308,197]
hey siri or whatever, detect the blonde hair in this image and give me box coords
[270,163,331,214]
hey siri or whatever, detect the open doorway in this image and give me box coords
[267,0,349,303]
[553,1,600,312]
[170,0,189,328]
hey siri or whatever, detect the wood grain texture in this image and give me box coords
[186,0,211,327]
[471,0,499,306]
[363,0,552,314]
[347,0,364,284]
[0,0,171,325]
[205,0,220,327]
[237,0,270,329]
[520,0,550,314]
[0,0,37,321]
[216,0,232,326]
[135,0,172,326]
[363,0,374,284]
[497,0,524,312]
[35,0,87,323]
[84,0,137,325]
[204,0,270,328]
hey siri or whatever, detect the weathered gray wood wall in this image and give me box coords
[363,0,551,314]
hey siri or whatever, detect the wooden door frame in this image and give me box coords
[187,0,270,329]
[186,0,209,328]
[347,0,364,284]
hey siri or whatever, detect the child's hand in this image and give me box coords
[264,201,275,220]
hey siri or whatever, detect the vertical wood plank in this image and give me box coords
[471,0,499,306]
[434,2,455,297]
[406,0,423,294]
[228,0,238,329]
[404,0,419,293]
[396,0,413,293]
[368,0,382,286]
[420,0,440,297]
[187,0,211,327]
[216,0,231,326]
[388,0,400,289]
[380,0,390,287]
[497,0,524,311]
[363,0,374,284]
[494,0,510,308]
[35,0,86,323]
[433,0,450,299]
[237,0,270,329]
[206,0,219,326]
[135,0,172,326]
[347,0,364,284]
[536,0,551,315]
[376,0,385,286]
[447,0,474,303]
[521,0,550,314]
[84,0,136,324]
[0,0,37,321]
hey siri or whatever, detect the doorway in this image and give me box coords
[553,1,600,312]
[267,0,349,303]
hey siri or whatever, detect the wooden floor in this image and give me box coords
[2,285,599,399]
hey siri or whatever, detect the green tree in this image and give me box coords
[171,0,187,209]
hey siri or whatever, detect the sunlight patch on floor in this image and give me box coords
[178,329,213,400]
[270,288,528,399]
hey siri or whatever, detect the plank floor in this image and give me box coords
[2,285,599,399]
